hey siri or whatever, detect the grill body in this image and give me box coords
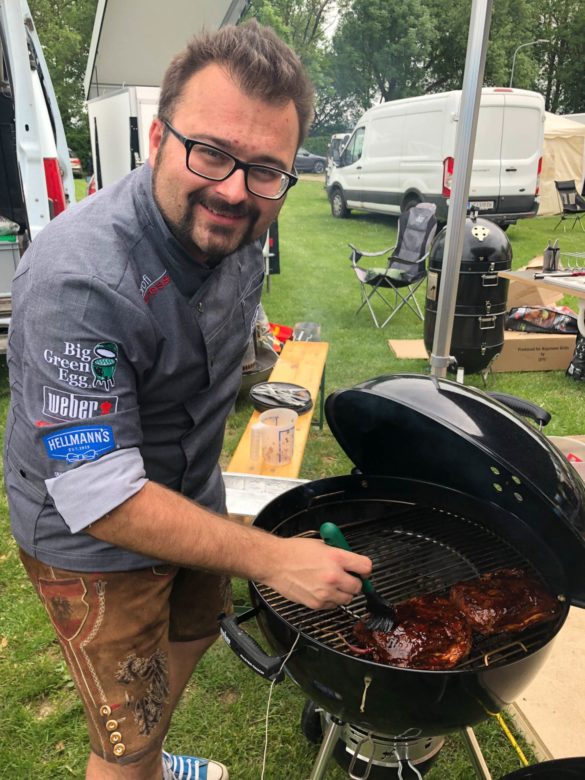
[424,217,512,374]
[246,476,569,736]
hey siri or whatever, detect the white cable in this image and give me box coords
[260,632,301,780]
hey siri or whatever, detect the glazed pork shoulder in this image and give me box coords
[353,594,472,670]
[450,567,559,636]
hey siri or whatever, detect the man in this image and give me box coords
[3,20,370,780]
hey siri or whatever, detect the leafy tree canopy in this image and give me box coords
[29,0,97,169]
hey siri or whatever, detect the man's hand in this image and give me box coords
[261,537,372,610]
[87,482,372,611]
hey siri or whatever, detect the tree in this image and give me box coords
[28,0,97,170]
[244,0,346,133]
[537,0,585,113]
[330,0,434,109]
[423,0,538,92]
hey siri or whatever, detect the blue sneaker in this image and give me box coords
[162,751,229,780]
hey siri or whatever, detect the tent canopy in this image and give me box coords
[539,112,585,215]
[84,0,249,100]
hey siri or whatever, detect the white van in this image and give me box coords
[0,0,74,350]
[326,88,545,227]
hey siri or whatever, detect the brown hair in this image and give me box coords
[158,19,314,144]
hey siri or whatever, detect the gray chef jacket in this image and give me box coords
[4,163,264,571]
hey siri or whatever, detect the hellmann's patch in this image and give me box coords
[43,425,115,464]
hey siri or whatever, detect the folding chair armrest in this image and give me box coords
[348,242,396,259]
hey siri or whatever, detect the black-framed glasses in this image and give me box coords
[162,119,298,200]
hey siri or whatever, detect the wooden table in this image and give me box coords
[500,269,585,336]
[227,340,329,478]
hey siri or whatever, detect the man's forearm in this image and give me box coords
[86,480,372,610]
[86,480,280,582]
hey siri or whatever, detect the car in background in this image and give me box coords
[69,148,83,178]
[294,147,327,174]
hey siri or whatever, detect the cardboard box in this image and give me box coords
[388,339,428,360]
[388,332,577,373]
[506,256,564,310]
[492,331,576,372]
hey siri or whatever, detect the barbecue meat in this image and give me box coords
[353,594,472,670]
[450,568,559,636]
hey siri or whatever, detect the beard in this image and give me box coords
[153,171,261,265]
[177,190,260,263]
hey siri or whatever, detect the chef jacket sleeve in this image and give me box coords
[17,268,157,532]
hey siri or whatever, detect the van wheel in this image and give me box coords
[331,188,350,218]
[313,161,325,174]
[402,195,421,212]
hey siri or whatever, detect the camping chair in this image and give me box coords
[554,180,585,232]
[349,202,437,328]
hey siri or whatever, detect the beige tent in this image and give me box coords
[538,112,585,216]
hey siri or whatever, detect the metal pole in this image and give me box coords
[461,727,494,780]
[309,719,343,780]
[429,0,494,378]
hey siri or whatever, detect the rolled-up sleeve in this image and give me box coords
[45,447,148,533]
[12,263,158,532]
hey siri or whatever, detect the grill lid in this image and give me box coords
[429,216,512,273]
[326,373,585,605]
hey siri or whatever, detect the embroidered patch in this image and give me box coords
[92,343,118,391]
[38,577,89,641]
[116,649,169,736]
[43,425,115,463]
[140,271,171,304]
[43,386,119,421]
[43,341,120,391]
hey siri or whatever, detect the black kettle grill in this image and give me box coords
[220,375,585,778]
[424,217,512,375]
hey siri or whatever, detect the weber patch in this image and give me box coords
[43,425,115,463]
[43,386,118,421]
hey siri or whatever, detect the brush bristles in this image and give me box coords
[365,614,396,632]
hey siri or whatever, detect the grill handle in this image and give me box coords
[487,391,551,428]
[219,608,286,683]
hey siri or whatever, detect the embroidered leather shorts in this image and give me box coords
[19,549,231,764]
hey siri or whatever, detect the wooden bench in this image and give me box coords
[227,340,329,479]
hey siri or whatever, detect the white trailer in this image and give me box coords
[87,86,159,189]
[84,0,250,190]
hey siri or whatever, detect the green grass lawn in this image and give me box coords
[1,180,582,778]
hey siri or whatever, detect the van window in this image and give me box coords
[368,116,403,158]
[344,127,365,165]
[501,107,541,160]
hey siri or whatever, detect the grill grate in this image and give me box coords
[256,505,565,671]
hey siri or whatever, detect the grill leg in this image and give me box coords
[309,718,343,780]
[461,726,493,780]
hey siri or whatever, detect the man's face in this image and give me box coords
[149,63,299,263]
